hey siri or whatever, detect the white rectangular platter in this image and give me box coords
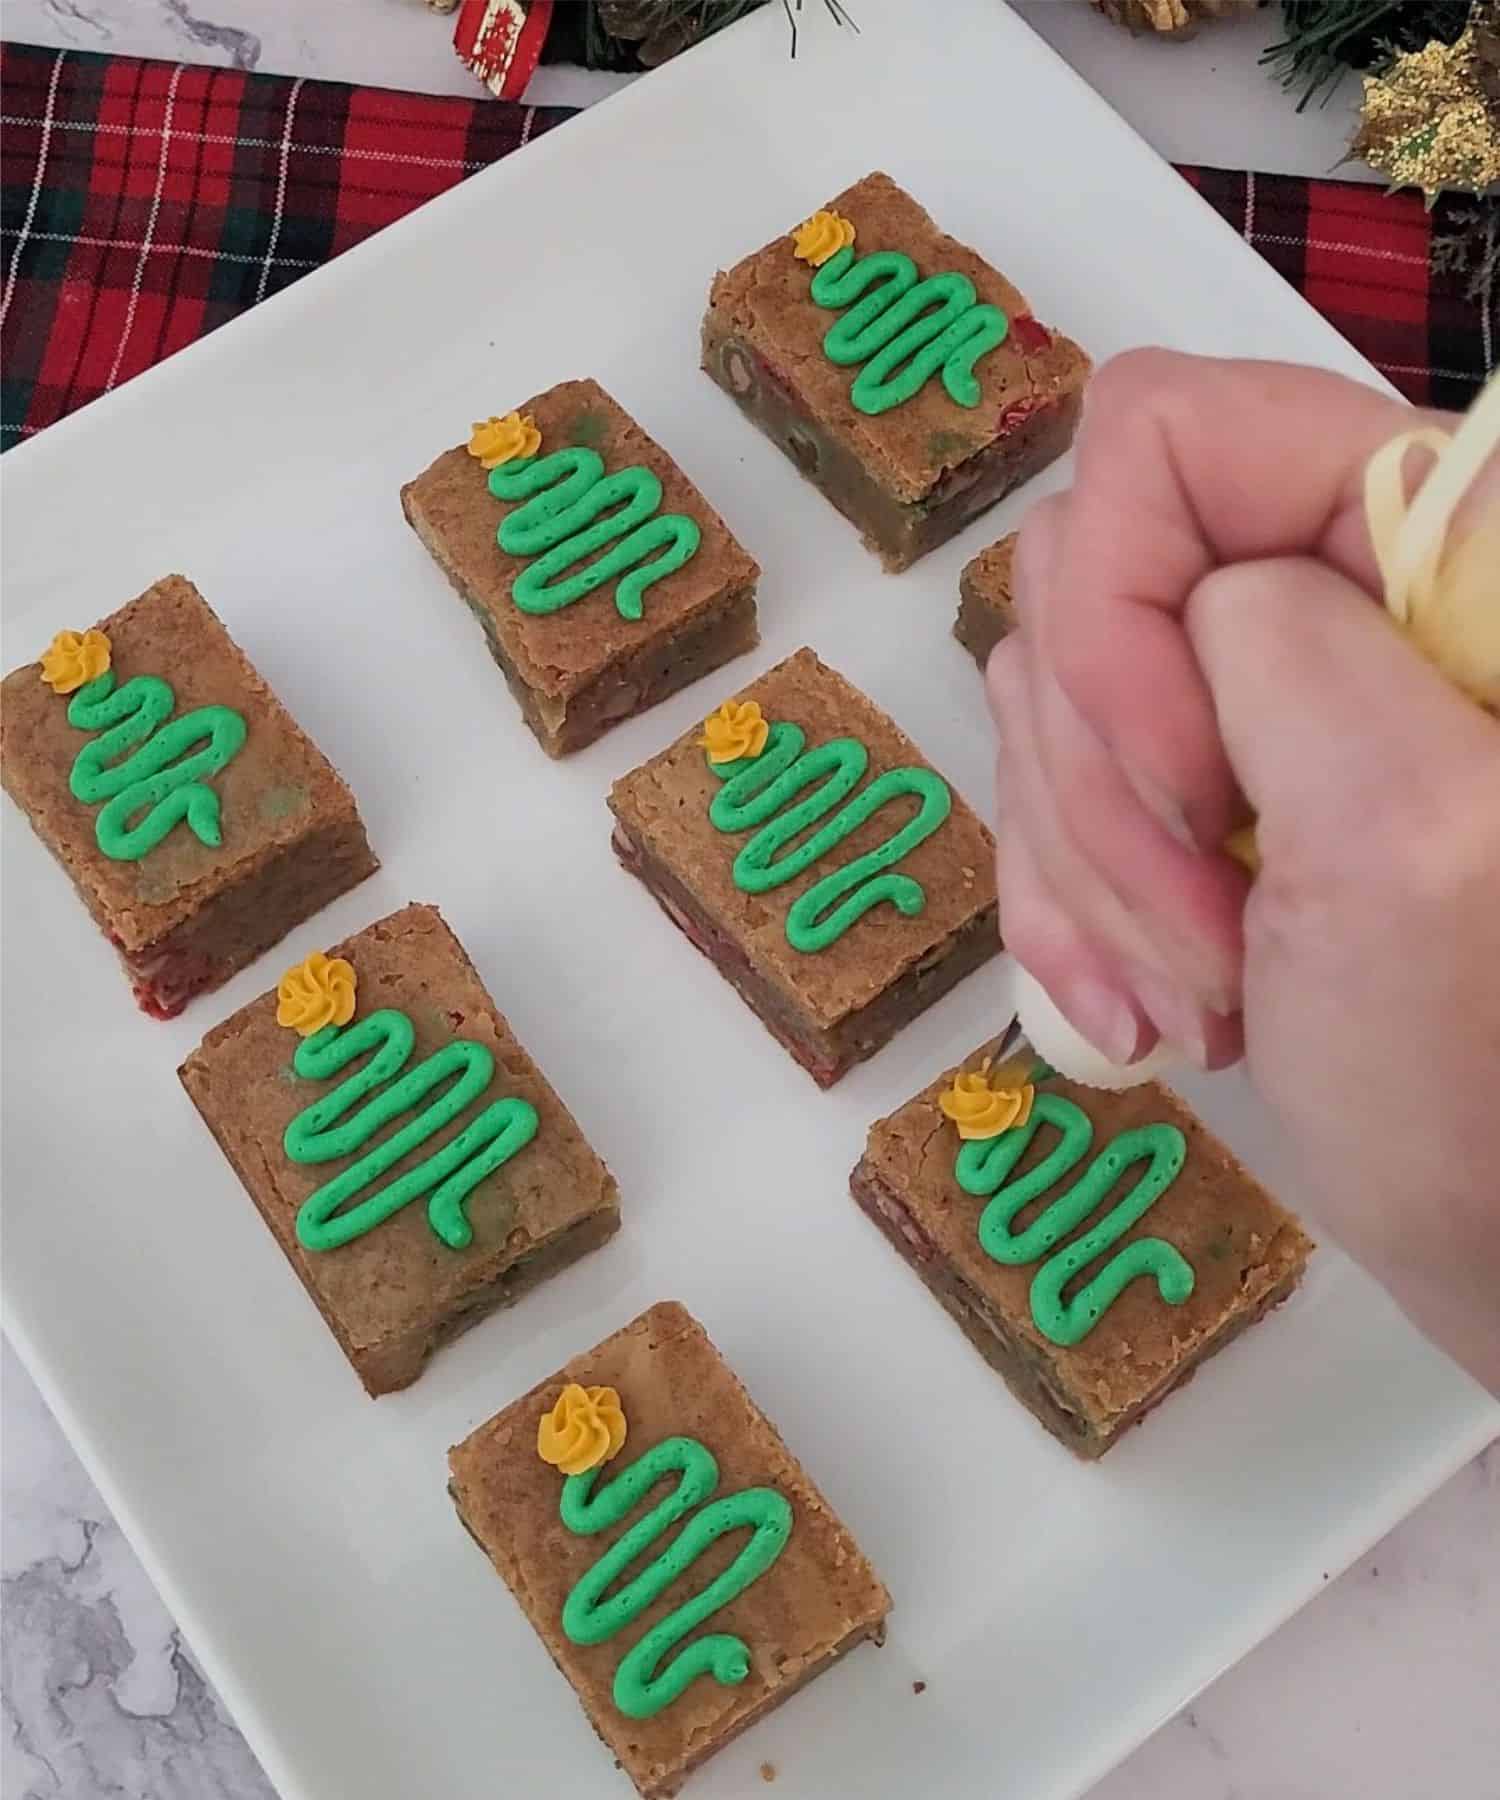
[3,3,1496,1797]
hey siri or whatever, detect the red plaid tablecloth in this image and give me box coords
[2,42,1495,450]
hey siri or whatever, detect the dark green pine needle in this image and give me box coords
[1261,0,1474,111]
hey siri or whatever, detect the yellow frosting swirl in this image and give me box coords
[537,1383,628,1477]
[939,1062,1036,1140]
[40,628,111,695]
[791,209,856,267]
[697,698,769,765]
[467,411,542,470]
[276,951,358,1037]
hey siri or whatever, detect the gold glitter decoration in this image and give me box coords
[1351,22,1500,205]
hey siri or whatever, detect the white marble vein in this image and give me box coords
[3,0,634,108]
[2,1340,276,1800]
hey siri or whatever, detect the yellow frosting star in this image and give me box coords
[276,951,358,1038]
[697,698,769,765]
[791,208,856,267]
[467,411,542,470]
[40,628,111,695]
[939,1059,1036,1141]
[537,1383,628,1477]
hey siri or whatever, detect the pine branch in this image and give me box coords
[1261,0,1473,109]
[781,0,859,58]
[1432,200,1500,309]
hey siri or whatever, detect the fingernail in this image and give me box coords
[1054,972,1144,1067]
[1125,962,1209,1068]
[1122,759,1197,852]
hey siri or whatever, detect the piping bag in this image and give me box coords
[1016,369,1500,1090]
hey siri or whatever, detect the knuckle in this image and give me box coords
[1084,347,1179,422]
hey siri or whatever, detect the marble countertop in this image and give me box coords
[2,4,1495,1798]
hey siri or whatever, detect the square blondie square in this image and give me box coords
[179,903,619,1395]
[851,1037,1313,1458]
[702,172,1089,570]
[956,532,1018,667]
[608,648,999,1087]
[448,1300,890,1799]
[0,575,377,1018]
[401,378,760,756]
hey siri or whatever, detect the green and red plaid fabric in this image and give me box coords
[2,41,1495,450]
[0,46,573,448]
[1179,165,1494,415]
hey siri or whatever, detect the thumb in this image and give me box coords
[1183,555,1497,870]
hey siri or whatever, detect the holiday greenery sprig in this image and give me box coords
[1260,0,1472,109]
[1092,0,1498,212]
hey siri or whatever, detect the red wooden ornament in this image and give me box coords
[453,0,554,100]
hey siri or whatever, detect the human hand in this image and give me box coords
[986,350,1500,1389]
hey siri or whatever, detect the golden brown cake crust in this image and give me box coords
[964,534,1018,599]
[448,1301,890,1799]
[706,172,1089,504]
[608,648,997,1036]
[0,574,374,959]
[955,533,1018,666]
[855,1038,1313,1450]
[401,378,760,708]
[178,903,619,1394]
